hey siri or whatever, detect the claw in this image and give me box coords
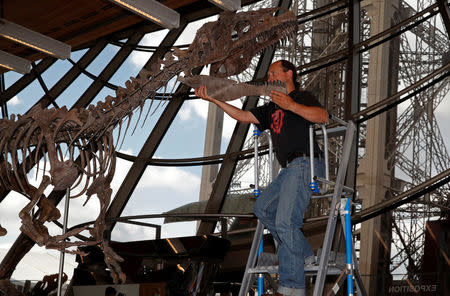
[0,224,6,236]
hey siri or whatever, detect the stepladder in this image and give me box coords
[238,119,367,296]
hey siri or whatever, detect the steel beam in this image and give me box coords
[105,20,190,231]
[72,31,145,109]
[344,0,361,191]
[0,73,6,118]
[36,39,109,109]
[0,57,56,105]
[436,0,450,37]
[344,0,361,120]
[32,62,59,109]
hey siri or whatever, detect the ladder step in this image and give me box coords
[248,265,278,274]
[247,264,344,275]
[311,192,347,199]
[305,265,343,275]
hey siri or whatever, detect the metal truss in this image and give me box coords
[388,0,450,282]
[226,0,450,288]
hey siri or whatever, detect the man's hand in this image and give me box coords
[195,86,214,102]
[272,90,329,123]
[270,90,294,110]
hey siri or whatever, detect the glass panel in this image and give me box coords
[7,80,45,115]
[40,59,72,89]
[57,73,93,109]
[85,43,121,76]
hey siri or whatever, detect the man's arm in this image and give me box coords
[270,90,328,123]
[195,86,260,124]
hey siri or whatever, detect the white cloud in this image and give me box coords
[130,49,152,69]
[435,93,450,117]
[139,166,200,194]
[9,95,21,106]
[179,99,209,121]
[0,192,28,243]
[0,247,76,281]
[174,15,218,46]
[222,99,243,140]
[111,220,156,242]
[110,157,133,192]
[435,92,450,149]
[130,30,169,69]
[178,105,192,121]
[178,97,242,141]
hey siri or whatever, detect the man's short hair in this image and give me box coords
[105,286,116,296]
[279,59,299,89]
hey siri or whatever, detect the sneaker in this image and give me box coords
[305,255,316,266]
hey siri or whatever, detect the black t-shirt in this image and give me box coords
[250,89,323,167]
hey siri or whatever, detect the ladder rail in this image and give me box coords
[309,124,330,193]
[313,121,356,296]
[238,120,367,296]
[238,220,265,296]
[339,202,367,296]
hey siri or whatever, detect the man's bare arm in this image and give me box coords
[195,86,259,124]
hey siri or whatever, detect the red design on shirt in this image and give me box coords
[271,109,284,134]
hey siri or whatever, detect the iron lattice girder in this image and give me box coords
[401,1,449,53]
[391,1,450,208]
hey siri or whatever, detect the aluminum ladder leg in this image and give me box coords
[312,121,367,296]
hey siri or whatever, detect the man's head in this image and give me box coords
[267,60,298,92]
[105,286,116,296]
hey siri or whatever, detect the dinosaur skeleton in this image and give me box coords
[0,8,296,283]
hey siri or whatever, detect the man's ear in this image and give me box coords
[287,69,294,80]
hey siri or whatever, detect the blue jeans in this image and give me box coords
[253,156,325,294]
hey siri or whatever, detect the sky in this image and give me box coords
[0,4,449,283]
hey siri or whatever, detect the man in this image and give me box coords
[195,60,328,295]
